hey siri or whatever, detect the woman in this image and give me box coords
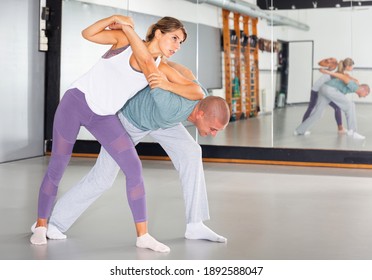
[30,15,203,253]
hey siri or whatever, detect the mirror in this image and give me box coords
[271,1,372,151]
[60,0,372,157]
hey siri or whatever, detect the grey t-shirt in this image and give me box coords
[120,82,207,131]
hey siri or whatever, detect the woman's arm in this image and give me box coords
[81,15,133,48]
[344,72,360,84]
[120,25,161,80]
[119,23,203,100]
[320,68,352,84]
[163,59,197,81]
[120,25,202,101]
[150,62,203,100]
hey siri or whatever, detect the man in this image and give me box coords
[32,61,230,249]
[294,68,370,139]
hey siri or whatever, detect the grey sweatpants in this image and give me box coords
[296,84,357,134]
[49,113,210,232]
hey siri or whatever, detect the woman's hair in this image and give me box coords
[337,58,354,74]
[146,17,187,42]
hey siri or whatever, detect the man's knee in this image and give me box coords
[183,142,202,162]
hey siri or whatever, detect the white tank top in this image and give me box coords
[70,46,160,115]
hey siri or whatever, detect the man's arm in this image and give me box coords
[318,57,338,70]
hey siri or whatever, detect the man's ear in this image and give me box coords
[196,110,204,119]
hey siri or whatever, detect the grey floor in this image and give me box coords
[1,156,372,260]
[274,103,372,151]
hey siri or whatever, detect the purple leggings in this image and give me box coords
[38,88,146,223]
[302,90,342,126]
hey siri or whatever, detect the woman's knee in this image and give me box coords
[47,154,71,185]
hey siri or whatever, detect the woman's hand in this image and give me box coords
[108,22,123,30]
[147,72,170,89]
[82,15,133,46]
[319,68,330,74]
[111,15,134,29]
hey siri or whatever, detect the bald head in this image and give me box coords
[356,84,370,98]
[191,96,230,137]
[197,96,230,127]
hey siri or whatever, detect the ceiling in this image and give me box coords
[257,0,372,10]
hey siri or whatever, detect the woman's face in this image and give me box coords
[157,29,185,58]
[345,64,354,72]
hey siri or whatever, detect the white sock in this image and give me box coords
[347,130,365,140]
[31,222,67,240]
[294,130,310,136]
[185,222,227,243]
[30,227,47,245]
[353,132,366,140]
[136,233,170,253]
[47,225,67,240]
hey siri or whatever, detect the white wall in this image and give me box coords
[75,0,220,27]
[0,0,45,163]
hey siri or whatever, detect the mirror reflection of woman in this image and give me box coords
[30,15,203,253]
